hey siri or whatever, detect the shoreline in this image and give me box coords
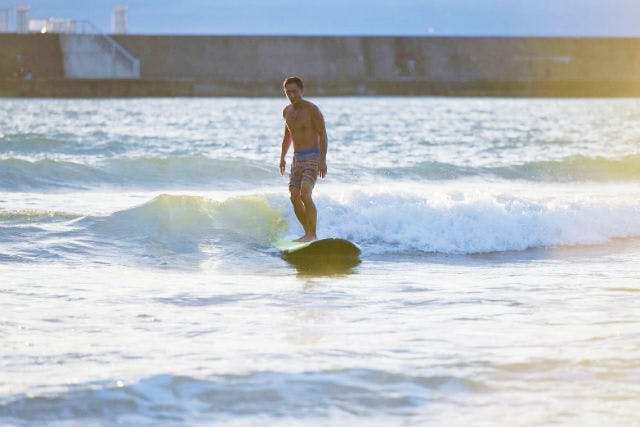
[3,78,640,98]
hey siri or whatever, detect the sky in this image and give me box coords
[3,0,640,36]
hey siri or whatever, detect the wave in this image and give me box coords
[5,191,639,260]
[82,191,640,256]
[0,132,126,156]
[1,154,639,191]
[102,156,273,184]
[0,156,275,190]
[0,158,108,190]
[0,370,478,425]
[86,194,287,250]
[0,195,287,265]
[377,155,640,181]
[493,155,640,181]
[316,191,640,254]
[376,161,476,180]
[0,209,81,223]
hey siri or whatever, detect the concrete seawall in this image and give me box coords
[0,34,65,80]
[2,34,640,97]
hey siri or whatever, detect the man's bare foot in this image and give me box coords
[294,234,317,242]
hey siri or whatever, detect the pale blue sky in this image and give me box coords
[5,0,640,36]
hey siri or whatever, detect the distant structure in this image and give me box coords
[111,5,127,34]
[29,18,75,33]
[16,4,29,33]
[0,8,9,32]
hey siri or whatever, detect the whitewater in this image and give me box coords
[1,97,639,426]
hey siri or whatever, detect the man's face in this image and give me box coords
[284,83,303,105]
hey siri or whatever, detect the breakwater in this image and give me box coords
[1,34,639,97]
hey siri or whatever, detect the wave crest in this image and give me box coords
[318,191,640,254]
[0,209,81,223]
[87,194,287,249]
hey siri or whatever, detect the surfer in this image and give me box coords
[279,76,328,243]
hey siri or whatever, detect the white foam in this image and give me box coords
[297,187,640,254]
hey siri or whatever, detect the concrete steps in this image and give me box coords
[60,31,140,79]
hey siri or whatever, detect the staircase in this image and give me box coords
[59,21,140,79]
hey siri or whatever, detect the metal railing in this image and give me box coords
[72,20,140,78]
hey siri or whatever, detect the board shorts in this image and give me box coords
[289,147,320,190]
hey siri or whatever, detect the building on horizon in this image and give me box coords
[16,4,29,33]
[28,18,75,33]
[111,5,127,34]
[0,8,9,32]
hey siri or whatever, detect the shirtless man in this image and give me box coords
[279,77,328,242]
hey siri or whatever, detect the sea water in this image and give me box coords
[0,97,639,426]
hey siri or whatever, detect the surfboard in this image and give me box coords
[274,238,361,257]
[275,238,361,274]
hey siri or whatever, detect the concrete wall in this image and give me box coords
[112,35,368,83]
[386,37,640,83]
[111,35,640,84]
[0,34,64,79]
[2,34,640,96]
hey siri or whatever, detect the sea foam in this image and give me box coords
[5,190,638,257]
[314,190,640,254]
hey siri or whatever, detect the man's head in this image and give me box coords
[283,76,304,105]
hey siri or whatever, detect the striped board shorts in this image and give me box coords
[289,147,320,189]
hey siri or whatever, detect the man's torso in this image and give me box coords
[284,101,318,152]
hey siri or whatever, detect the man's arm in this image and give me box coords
[280,124,292,176]
[312,106,328,178]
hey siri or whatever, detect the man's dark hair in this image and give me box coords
[283,76,304,90]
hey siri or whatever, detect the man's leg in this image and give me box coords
[299,181,317,242]
[289,186,309,239]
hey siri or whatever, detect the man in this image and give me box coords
[279,76,328,242]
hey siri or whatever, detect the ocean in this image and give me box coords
[1,97,639,426]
